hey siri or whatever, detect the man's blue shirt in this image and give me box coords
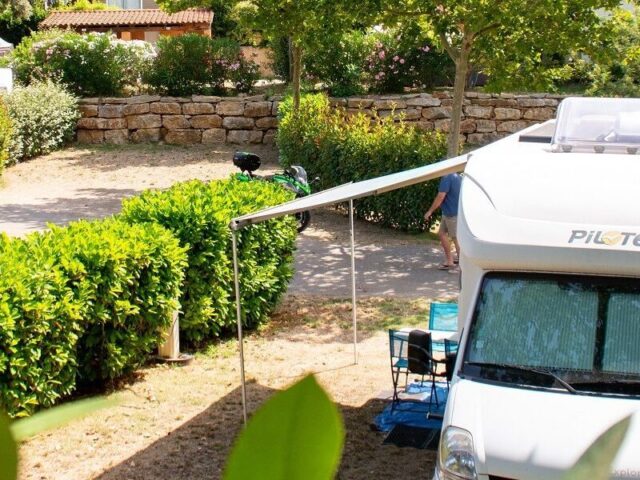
[439,174,462,217]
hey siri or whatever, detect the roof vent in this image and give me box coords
[552,97,640,154]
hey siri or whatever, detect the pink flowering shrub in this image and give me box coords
[305,26,454,96]
[145,35,259,96]
[365,30,445,93]
[10,30,154,96]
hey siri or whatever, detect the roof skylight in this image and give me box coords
[551,97,640,154]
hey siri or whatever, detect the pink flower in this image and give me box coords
[422,46,431,53]
[378,50,385,60]
[399,58,405,64]
[393,55,399,62]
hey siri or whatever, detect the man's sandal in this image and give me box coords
[438,263,454,270]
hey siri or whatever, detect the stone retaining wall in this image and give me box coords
[76,92,566,146]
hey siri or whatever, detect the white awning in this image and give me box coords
[230,153,470,230]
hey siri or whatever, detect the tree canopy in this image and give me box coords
[381,0,620,156]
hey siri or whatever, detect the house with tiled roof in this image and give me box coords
[40,0,213,43]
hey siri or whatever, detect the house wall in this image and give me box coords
[76,92,565,146]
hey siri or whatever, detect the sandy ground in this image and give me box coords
[1,145,460,479]
[18,296,439,480]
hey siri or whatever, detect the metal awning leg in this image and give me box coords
[232,230,248,425]
[349,199,357,365]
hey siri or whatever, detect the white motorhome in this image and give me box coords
[436,97,640,479]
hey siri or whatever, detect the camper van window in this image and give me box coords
[461,273,640,396]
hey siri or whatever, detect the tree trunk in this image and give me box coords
[287,37,294,82]
[292,44,303,111]
[448,43,471,158]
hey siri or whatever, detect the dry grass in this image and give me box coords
[19,295,443,480]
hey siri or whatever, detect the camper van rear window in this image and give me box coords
[462,272,640,396]
[552,97,640,155]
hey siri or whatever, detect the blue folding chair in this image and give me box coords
[428,302,459,352]
[389,330,410,407]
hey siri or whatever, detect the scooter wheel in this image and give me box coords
[296,211,311,233]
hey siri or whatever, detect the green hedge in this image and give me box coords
[144,35,259,96]
[0,235,83,417]
[0,99,11,172]
[0,220,186,417]
[277,94,448,231]
[41,220,187,383]
[120,177,297,344]
[0,177,297,416]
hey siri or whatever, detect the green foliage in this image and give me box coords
[10,30,154,96]
[0,235,83,418]
[144,34,258,96]
[0,0,46,46]
[10,397,115,441]
[305,30,372,97]
[271,37,290,81]
[579,7,640,97]
[0,397,112,480]
[379,0,619,156]
[40,219,187,383]
[57,0,117,10]
[224,375,344,480]
[0,98,12,172]
[562,415,631,480]
[4,80,79,163]
[278,94,447,231]
[120,178,297,345]
[0,0,32,21]
[0,219,186,416]
[0,415,17,480]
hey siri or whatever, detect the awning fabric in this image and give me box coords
[230,153,469,230]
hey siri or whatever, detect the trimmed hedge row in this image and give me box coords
[121,177,297,344]
[277,94,448,232]
[0,220,186,417]
[0,178,297,417]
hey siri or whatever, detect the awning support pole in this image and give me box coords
[349,199,358,365]
[232,230,248,425]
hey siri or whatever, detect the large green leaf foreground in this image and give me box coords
[224,375,344,480]
[224,374,631,480]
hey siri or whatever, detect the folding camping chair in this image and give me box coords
[389,329,410,408]
[428,302,459,353]
[407,330,448,410]
[389,329,447,411]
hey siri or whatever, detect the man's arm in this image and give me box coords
[424,192,447,221]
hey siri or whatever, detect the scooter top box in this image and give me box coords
[233,151,261,173]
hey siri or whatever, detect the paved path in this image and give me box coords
[0,146,458,299]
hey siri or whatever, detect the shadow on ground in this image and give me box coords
[94,382,435,480]
[60,144,281,174]
[0,188,139,233]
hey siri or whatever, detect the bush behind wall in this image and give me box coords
[277,94,448,232]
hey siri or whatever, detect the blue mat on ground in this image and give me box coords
[375,382,448,432]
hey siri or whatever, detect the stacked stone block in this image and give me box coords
[77,92,565,146]
[76,94,279,146]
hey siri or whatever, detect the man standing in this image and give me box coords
[424,173,462,270]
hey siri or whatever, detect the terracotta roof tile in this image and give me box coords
[41,8,213,28]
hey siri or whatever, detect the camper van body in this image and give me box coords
[436,98,640,479]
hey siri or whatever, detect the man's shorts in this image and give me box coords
[438,216,458,239]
